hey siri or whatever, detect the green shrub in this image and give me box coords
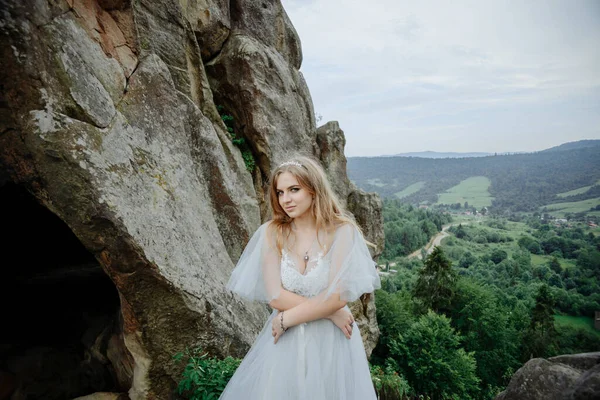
[173,347,241,400]
[216,105,256,173]
[370,361,411,400]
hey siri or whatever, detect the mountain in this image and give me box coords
[540,139,600,153]
[348,143,600,212]
[383,151,493,159]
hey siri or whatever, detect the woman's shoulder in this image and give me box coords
[261,220,278,246]
[331,221,360,242]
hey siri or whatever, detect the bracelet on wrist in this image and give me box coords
[280,311,288,332]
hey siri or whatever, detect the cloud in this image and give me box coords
[282,0,600,156]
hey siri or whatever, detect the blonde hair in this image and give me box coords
[268,154,364,254]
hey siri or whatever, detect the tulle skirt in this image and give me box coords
[219,308,376,400]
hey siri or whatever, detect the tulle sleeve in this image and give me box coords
[226,222,282,303]
[322,223,381,303]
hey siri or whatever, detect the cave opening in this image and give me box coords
[0,179,128,400]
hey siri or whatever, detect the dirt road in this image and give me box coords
[407,221,475,260]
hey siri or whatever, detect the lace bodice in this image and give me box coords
[280,249,330,297]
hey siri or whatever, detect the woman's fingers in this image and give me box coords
[345,325,352,339]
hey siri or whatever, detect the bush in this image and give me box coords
[474,234,488,244]
[217,106,256,173]
[490,249,508,264]
[173,347,241,399]
[370,361,411,400]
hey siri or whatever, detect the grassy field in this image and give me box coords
[394,181,425,199]
[436,176,494,209]
[542,197,600,217]
[555,315,600,337]
[530,254,547,266]
[367,178,387,187]
[556,180,600,198]
[446,214,479,224]
[531,254,577,269]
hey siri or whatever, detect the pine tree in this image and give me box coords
[523,284,558,359]
[414,246,457,313]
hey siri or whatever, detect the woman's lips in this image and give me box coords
[285,206,295,211]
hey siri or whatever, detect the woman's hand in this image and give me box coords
[271,311,287,344]
[327,308,355,339]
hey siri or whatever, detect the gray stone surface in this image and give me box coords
[181,0,231,61]
[0,0,383,397]
[495,352,600,400]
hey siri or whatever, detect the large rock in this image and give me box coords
[205,32,316,215]
[230,0,302,69]
[316,121,350,207]
[0,0,384,397]
[495,352,600,400]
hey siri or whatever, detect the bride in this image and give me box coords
[220,154,381,399]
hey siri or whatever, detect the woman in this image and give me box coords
[221,154,381,399]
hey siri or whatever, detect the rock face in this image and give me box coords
[495,352,600,400]
[0,0,383,398]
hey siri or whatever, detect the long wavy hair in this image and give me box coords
[268,154,364,255]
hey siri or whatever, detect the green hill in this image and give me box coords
[348,141,600,213]
[542,198,600,218]
[541,139,600,153]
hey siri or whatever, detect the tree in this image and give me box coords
[390,311,480,399]
[577,248,600,279]
[458,251,476,268]
[414,246,457,313]
[449,279,520,391]
[455,224,467,239]
[523,284,558,359]
[372,289,414,364]
[549,257,562,274]
[490,248,508,264]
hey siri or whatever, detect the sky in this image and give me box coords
[281,0,600,157]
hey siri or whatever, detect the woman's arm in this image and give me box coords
[282,293,347,328]
[270,289,346,321]
[268,289,307,311]
[272,293,350,343]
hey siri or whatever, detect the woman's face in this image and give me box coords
[276,172,313,219]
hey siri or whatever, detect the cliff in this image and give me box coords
[0,0,383,398]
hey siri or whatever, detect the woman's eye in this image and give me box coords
[291,188,299,192]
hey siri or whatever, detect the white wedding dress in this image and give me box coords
[220,222,380,400]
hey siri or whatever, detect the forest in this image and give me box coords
[347,141,600,213]
[369,203,600,399]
